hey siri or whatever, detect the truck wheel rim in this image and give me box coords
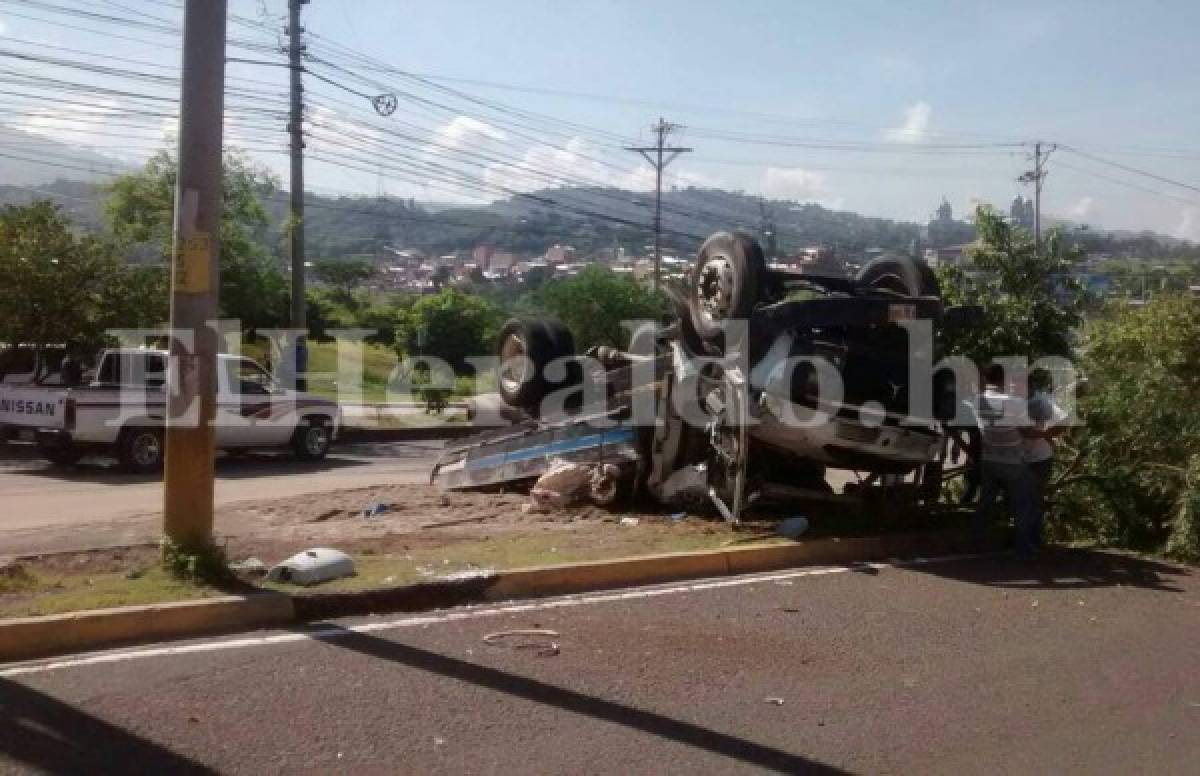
[498,334,529,394]
[305,426,329,455]
[132,432,161,466]
[696,255,735,325]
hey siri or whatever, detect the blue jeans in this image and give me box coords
[976,461,1040,557]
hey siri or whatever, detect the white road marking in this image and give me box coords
[0,553,987,678]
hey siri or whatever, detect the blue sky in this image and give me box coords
[2,0,1199,238]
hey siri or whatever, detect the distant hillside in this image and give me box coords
[1,163,1194,264]
[0,126,134,186]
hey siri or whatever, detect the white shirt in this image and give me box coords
[1025,392,1067,463]
[975,388,1028,465]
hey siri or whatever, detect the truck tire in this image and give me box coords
[292,417,332,461]
[39,441,82,467]
[117,426,163,473]
[689,231,766,342]
[856,255,940,298]
[495,318,575,413]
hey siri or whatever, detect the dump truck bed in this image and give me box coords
[431,409,642,491]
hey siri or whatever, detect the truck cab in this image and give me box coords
[0,348,341,471]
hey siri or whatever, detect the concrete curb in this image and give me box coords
[0,592,294,664]
[1,529,998,664]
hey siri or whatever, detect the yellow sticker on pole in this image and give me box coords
[175,233,211,294]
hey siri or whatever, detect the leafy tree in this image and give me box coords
[532,265,668,349]
[106,150,289,330]
[0,201,147,361]
[396,288,502,372]
[938,206,1087,365]
[313,259,373,307]
[1053,296,1200,560]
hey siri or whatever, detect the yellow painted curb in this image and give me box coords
[486,529,985,602]
[0,593,294,663]
[485,548,731,600]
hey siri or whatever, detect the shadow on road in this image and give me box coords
[0,678,213,774]
[312,625,846,774]
[915,547,1190,593]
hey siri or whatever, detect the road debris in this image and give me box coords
[588,463,623,505]
[229,557,267,577]
[421,515,491,529]
[764,697,785,706]
[267,548,356,585]
[482,628,561,657]
[527,459,595,511]
[362,503,390,519]
[619,517,640,527]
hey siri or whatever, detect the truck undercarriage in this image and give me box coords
[432,232,979,523]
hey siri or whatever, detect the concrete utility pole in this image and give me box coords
[625,118,691,290]
[288,0,308,389]
[1019,141,1056,252]
[163,0,227,551]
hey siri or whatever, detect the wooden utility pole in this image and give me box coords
[163,0,227,551]
[288,0,308,388]
[625,118,691,290]
[1019,141,1055,252]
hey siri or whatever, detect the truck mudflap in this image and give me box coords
[431,410,642,491]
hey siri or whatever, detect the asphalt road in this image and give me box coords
[2,550,1196,774]
[0,440,441,554]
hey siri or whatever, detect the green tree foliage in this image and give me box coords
[1053,296,1200,561]
[396,288,502,372]
[938,206,1087,364]
[313,259,373,307]
[106,150,288,330]
[0,201,165,357]
[532,265,668,350]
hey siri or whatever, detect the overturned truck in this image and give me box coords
[432,232,978,522]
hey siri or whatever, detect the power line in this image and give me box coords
[1061,146,1200,197]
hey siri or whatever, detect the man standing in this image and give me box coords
[973,364,1038,557]
[1022,369,1068,549]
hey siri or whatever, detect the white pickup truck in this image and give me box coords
[0,348,341,471]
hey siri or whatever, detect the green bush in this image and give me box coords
[1052,295,1200,560]
[395,288,502,372]
[532,264,668,350]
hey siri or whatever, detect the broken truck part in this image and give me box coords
[432,231,979,523]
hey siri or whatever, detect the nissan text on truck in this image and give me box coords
[0,348,341,471]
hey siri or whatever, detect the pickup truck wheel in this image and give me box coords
[117,427,163,473]
[689,231,766,342]
[39,442,82,467]
[496,318,569,413]
[293,419,331,461]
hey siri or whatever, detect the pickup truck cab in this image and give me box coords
[0,348,341,471]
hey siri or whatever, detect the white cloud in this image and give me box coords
[882,101,932,144]
[484,135,610,192]
[0,16,8,35]
[304,104,379,148]
[1067,196,1094,220]
[15,98,122,147]
[425,115,506,155]
[761,166,827,201]
[1176,207,1200,241]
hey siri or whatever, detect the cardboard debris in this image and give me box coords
[527,459,599,511]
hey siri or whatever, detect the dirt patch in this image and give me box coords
[212,484,719,562]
